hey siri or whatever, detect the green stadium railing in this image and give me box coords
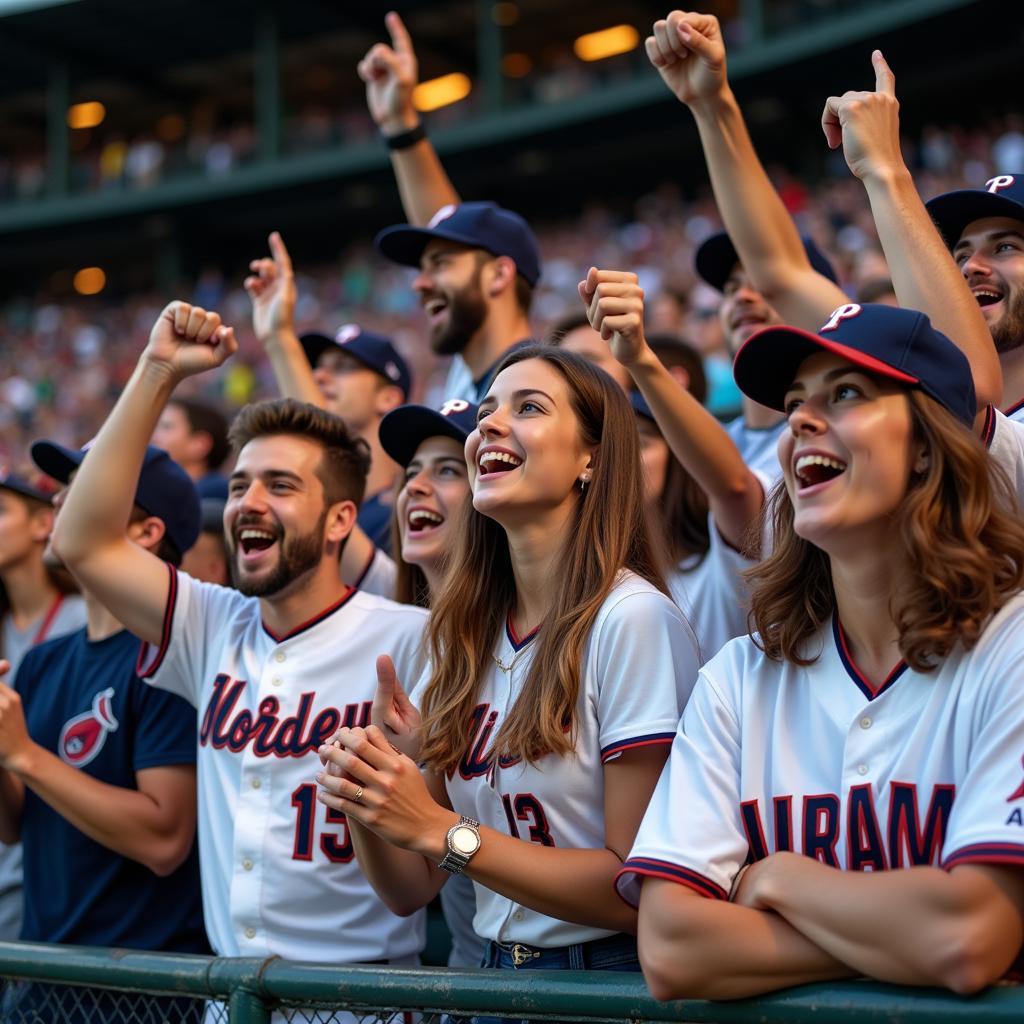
[0,941,1018,1023]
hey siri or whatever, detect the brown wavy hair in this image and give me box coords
[419,345,668,774]
[748,392,1024,670]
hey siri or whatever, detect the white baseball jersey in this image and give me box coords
[618,595,1024,907]
[351,545,398,600]
[985,406,1024,509]
[138,566,429,962]
[1007,398,1024,426]
[668,470,769,665]
[413,571,699,948]
[725,416,785,482]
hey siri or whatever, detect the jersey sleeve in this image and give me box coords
[593,587,700,764]
[353,546,398,599]
[615,654,746,907]
[984,406,1024,508]
[129,678,198,772]
[940,602,1024,871]
[135,565,247,707]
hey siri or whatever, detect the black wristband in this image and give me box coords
[384,123,426,150]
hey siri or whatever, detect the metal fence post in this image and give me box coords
[229,985,272,1024]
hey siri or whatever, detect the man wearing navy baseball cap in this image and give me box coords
[926,175,1024,422]
[357,14,538,405]
[0,436,206,1019]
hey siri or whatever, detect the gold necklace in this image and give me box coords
[491,647,532,674]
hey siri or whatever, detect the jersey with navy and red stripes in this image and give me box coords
[413,570,699,948]
[617,593,1024,907]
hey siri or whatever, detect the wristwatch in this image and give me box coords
[439,815,481,874]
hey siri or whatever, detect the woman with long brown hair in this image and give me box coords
[317,345,699,973]
[619,303,1024,999]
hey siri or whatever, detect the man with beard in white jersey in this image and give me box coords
[49,301,429,969]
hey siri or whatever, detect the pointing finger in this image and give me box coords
[385,11,414,56]
[873,49,895,96]
[269,232,293,275]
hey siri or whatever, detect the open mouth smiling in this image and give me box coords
[794,452,848,491]
[478,447,524,477]
[407,507,445,534]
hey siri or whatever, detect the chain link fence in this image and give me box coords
[0,942,1019,1024]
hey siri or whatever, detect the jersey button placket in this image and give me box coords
[234,719,270,953]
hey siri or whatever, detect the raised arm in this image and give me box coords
[51,303,236,646]
[822,52,1002,412]
[646,11,847,329]
[581,268,763,551]
[244,232,324,408]
[358,11,460,224]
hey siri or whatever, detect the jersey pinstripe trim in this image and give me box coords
[136,562,178,680]
[1004,397,1024,420]
[353,546,378,590]
[833,616,908,701]
[942,842,1024,869]
[261,587,356,642]
[600,733,675,763]
[981,404,997,447]
[615,858,728,904]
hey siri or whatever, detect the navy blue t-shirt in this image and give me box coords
[14,628,207,952]
[358,490,393,554]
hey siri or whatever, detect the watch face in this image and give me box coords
[451,825,480,855]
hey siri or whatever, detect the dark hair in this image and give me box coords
[420,345,667,773]
[646,333,708,406]
[228,399,371,507]
[546,312,591,346]
[171,398,231,472]
[747,392,1024,669]
[128,505,183,567]
[857,277,897,305]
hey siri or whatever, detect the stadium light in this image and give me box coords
[573,25,640,62]
[73,267,106,295]
[502,53,532,78]
[413,73,472,113]
[67,101,105,130]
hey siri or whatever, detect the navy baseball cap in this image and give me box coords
[0,464,57,505]
[300,324,412,399]
[733,303,976,427]
[375,201,542,287]
[925,174,1024,248]
[695,231,838,292]
[30,441,201,556]
[629,390,654,422]
[379,398,479,468]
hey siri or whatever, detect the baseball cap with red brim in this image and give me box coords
[733,303,977,427]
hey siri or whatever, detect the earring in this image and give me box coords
[579,474,591,493]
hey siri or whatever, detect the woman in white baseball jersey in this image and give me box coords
[579,268,766,662]
[619,302,1024,999]
[318,345,699,973]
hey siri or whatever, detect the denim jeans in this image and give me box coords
[463,932,640,1024]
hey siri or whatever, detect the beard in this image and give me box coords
[229,511,326,598]
[428,274,488,357]
[990,287,1024,355]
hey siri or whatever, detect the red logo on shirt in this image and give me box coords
[1007,756,1024,802]
[58,688,119,767]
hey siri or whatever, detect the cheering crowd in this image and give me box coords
[0,9,1021,1018]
